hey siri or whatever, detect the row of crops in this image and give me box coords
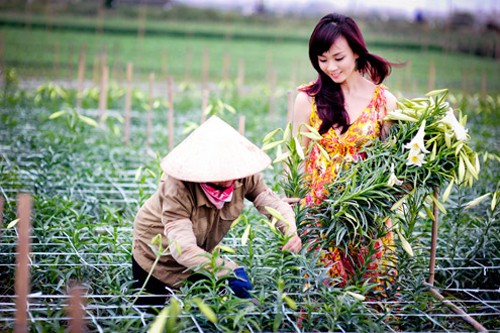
[0,80,499,332]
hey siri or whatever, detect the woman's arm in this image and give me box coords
[380,90,398,140]
[292,91,313,148]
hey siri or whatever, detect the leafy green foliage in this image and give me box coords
[0,84,498,332]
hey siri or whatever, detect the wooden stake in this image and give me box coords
[98,65,109,125]
[237,59,245,95]
[14,193,32,333]
[0,32,4,74]
[290,58,297,88]
[268,70,277,118]
[124,62,133,145]
[202,47,210,89]
[96,2,104,35]
[45,1,53,32]
[92,51,100,86]
[76,45,86,110]
[53,42,60,79]
[265,51,273,83]
[146,72,155,147]
[111,43,120,83]
[137,3,147,39]
[238,115,245,135]
[167,76,175,151]
[161,48,168,79]
[287,90,294,123]
[184,47,192,83]
[481,71,487,97]
[201,89,209,123]
[68,285,86,333]
[25,1,32,31]
[427,58,435,92]
[461,68,467,94]
[405,60,412,93]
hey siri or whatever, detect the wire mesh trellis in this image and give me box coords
[1,86,499,332]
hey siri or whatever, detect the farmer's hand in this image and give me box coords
[228,267,253,298]
[282,234,302,253]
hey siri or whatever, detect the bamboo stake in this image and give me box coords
[146,72,155,148]
[98,65,109,125]
[0,195,4,241]
[201,89,209,123]
[167,76,175,151]
[268,70,277,118]
[238,115,245,135]
[425,190,488,332]
[428,188,439,286]
[123,62,133,145]
[424,188,488,332]
[425,283,488,332]
[14,193,32,333]
[76,45,86,110]
[222,52,231,82]
[67,45,74,84]
[237,58,245,95]
[68,285,86,333]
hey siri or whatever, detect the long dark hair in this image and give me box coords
[300,13,395,134]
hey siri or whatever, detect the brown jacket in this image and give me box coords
[132,173,296,288]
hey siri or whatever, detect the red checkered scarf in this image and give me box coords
[200,182,235,209]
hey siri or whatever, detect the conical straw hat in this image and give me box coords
[161,116,271,182]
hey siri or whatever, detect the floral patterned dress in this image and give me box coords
[300,84,397,289]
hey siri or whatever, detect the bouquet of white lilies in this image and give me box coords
[387,89,479,192]
[263,89,480,253]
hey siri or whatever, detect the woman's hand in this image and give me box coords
[282,197,300,204]
[282,234,302,253]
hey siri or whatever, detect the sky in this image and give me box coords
[177,0,500,21]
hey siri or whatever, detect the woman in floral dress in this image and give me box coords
[293,13,400,289]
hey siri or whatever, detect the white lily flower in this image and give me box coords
[441,109,468,141]
[406,150,426,167]
[404,120,430,154]
[387,163,403,187]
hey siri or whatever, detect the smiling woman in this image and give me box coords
[292,12,401,291]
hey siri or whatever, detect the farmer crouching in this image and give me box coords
[132,116,302,307]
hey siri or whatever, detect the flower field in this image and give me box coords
[0,77,498,332]
[1,3,499,331]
